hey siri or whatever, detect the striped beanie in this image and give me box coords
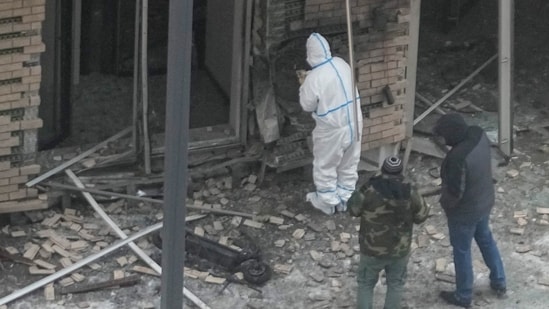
[382,156,403,174]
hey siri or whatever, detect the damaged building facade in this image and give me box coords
[252,0,418,171]
[0,0,421,212]
[0,0,46,214]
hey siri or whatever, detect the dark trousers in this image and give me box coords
[356,253,410,309]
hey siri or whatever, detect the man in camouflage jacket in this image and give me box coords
[348,156,429,309]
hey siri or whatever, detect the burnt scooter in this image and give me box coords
[152,229,271,285]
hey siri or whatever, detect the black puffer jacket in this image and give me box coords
[434,114,495,223]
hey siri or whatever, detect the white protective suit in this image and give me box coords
[299,33,363,215]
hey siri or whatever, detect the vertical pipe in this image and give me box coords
[54,1,62,130]
[230,0,244,137]
[132,0,141,157]
[405,0,421,137]
[141,0,151,174]
[161,0,193,307]
[344,0,360,142]
[498,0,514,156]
[240,0,253,144]
[71,0,82,85]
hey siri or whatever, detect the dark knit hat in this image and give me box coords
[382,156,403,174]
[433,113,468,146]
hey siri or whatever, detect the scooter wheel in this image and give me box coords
[239,259,272,285]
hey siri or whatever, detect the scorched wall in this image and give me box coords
[259,0,413,152]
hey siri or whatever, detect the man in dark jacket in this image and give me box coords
[433,113,506,308]
[348,156,429,309]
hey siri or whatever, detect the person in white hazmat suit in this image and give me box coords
[299,32,363,215]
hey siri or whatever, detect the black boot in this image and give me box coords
[439,291,471,308]
[490,284,507,299]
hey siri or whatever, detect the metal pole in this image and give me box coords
[0,223,163,306]
[132,0,141,157]
[344,0,360,142]
[43,181,256,218]
[402,138,413,176]
[498,0,514,156]
[65,169,162,273]
[413,54,497,126]
[406,0,422,136]
[416,92,446,115]
[65,170,209,309]
[71,0,82,85]
[161,0,193,308]
[141,0,151,174]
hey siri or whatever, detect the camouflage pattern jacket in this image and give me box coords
[348,173,429,258]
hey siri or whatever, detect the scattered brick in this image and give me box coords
[44,283,55,301]
[132,266,159,277]
[292,228,305,239]
[273,264,293,275]
[243,219,264,229]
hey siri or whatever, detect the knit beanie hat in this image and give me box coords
[382,156,403,174]
[433,113,468,146]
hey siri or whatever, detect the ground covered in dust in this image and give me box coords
[2,1,549,309]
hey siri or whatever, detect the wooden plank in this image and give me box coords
[59,275,140,295]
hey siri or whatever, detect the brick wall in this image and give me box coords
[0,0,47,213]
[263,0,412,151]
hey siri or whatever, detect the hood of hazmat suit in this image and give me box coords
[306,33,332,68]
[299,33,363,215]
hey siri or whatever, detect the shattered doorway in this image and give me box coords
[40,0,250,152]
[186,0,249,149]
